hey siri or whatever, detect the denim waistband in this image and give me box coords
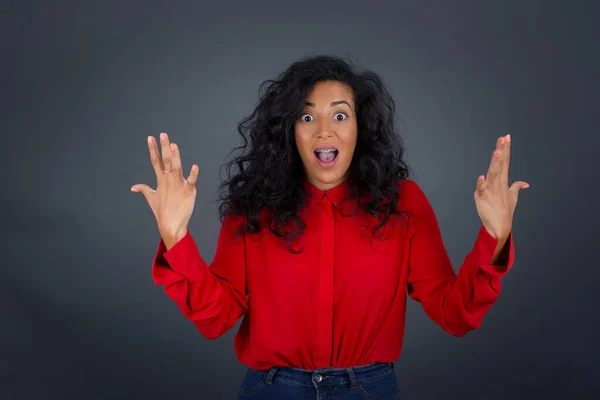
[253,362,395,388]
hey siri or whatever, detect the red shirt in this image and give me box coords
[151,179,514,370]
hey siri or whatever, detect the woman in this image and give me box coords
[131,55,529,399]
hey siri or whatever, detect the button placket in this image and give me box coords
[316,195,335,366]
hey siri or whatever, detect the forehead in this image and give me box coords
[306,81,353,103]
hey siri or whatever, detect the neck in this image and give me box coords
[306,174,348,192]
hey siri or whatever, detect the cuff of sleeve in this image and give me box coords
[470,226,515,279]
[152,231,208,284]
[151,237,174,285]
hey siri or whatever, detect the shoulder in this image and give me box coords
[396,178,427,205]
[394,178,437,223]
[220,212,248,236]
[396,178,418,192]
[220,208,273,238]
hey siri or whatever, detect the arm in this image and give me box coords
[151,215,248,340]
[405,181,515,337]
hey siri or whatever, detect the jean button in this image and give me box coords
[314,374,323,382]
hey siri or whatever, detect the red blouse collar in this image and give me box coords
[303,178,351,209]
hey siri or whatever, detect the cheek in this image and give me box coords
[339,127,358,153]
[294,134,312,159]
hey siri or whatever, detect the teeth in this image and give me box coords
[315,149,337,153]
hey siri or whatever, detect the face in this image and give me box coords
[294,80,358,191]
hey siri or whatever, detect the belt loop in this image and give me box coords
[390,362,395,369]
[265,366,279,384]
[345,367,359,389]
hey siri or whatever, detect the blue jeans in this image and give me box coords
[237,362,401,399]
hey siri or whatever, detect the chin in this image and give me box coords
[307,167,349,189]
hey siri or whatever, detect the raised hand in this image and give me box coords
[474,134,529,241]
[131,132,199,249]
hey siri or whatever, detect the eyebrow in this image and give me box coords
[304,100,352,109]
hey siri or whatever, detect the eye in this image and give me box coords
[334,112,348,121]
[299,113,314,122]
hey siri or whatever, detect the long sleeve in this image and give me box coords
[405,181,515,337]
[151,215,248,340]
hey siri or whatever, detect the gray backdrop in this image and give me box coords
[1,0,598,399]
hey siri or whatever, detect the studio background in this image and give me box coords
[1,1,597,399]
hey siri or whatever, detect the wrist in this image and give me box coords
[162,228,188,250]
[484,224,511,242]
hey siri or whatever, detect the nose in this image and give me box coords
[316,119,333,139]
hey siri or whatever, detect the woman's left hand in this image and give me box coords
[474,134,529,241]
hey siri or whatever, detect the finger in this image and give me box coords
[501,134,511,185]
[487,135,508,183]
[130,183,155,199]
[160,132,173,172]
[170,142,182,173]
[486,148,502,184]
[476,175,486,193]
[147,136,164,177]
[509,180,530,202]
[186,164,199,186]
[495,135,504,151]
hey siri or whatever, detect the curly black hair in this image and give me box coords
[218,55,410,250]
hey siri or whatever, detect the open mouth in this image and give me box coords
[314,147,339,167]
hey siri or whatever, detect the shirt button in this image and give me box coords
[314,374,323,382]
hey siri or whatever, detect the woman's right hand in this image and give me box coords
[131,132,199,249]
